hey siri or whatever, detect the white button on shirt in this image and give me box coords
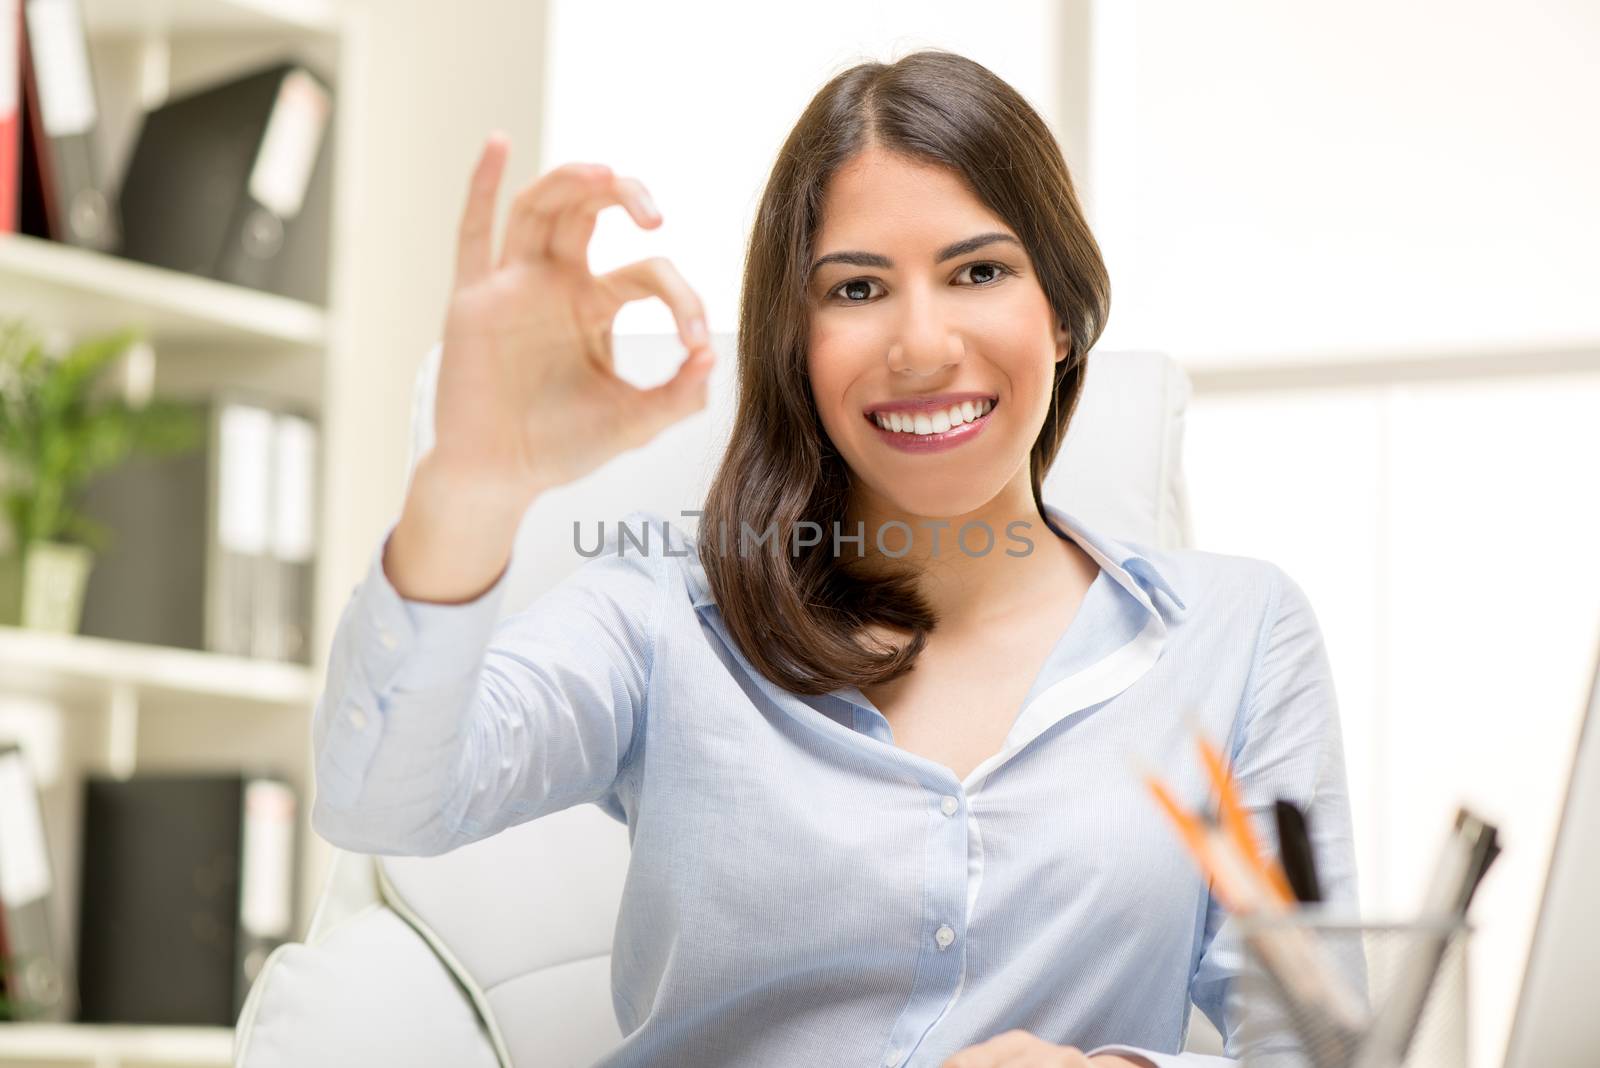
[310,504,1360,1067]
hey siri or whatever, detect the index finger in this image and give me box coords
[454,132,510,287]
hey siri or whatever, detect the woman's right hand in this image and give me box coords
[424,132,716,510]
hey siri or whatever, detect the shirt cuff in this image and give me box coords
[1087,1044,1234,1067]
[351,514,514,695]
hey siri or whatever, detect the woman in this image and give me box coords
[312,49,1357,1067]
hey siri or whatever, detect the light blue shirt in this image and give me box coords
[311,502,1358,1067]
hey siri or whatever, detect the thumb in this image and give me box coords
[637,343,715,433]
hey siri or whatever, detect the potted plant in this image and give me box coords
[0,318,207,633]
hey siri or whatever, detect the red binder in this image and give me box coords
[1,0,20,234]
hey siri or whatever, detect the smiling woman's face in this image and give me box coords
[805,147,1068,521]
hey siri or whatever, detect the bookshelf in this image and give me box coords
[0,624,316,708]
[0,232,328,348]
[78,0,338,35]
[0,0,351,1064]
[0,1023,233,1065]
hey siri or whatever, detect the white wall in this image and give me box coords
[1121,4,1600,1063]
[1186,379,1600,1065]
[1088,0,1600,369]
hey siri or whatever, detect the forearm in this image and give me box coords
[385,453,529,604]
[310,510,515,855]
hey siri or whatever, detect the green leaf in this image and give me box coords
[0,319,205,546]
[38,325,145,421]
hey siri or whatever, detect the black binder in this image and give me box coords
[76,390,320,664]
[116,59,334,303]
[76,772,298,1026]
[0,742,70,1022]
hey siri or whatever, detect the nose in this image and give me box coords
[886,321,964,379]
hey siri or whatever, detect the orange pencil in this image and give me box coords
[1143,751,1371,1038]
[1194,732,1297,906]
[1145,776,1281,915]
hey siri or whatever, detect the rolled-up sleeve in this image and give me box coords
[310,509,664,857]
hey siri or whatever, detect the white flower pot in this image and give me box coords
[0,540,96,633]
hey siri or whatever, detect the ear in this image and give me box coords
[1054,321,1071,363]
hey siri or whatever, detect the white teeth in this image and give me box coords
[873,398,996,435]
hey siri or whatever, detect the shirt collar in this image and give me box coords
[681,505,1186,616]
[1039,501,1188,614]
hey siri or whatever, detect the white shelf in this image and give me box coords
[0,4,350,1064]
[0,625,318,712]
[81,0,337,35]
[0,1023,233,1065]
[0,234,328,351]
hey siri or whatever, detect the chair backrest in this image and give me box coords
[365,336,1199,1066]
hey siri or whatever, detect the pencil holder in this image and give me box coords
[1229,911,1470,1068]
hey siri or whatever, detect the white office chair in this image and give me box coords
[232,339,1206,1067]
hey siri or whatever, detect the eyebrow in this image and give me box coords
[806,232,1023,279]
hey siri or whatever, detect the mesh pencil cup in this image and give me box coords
[1228,910,1470,1068]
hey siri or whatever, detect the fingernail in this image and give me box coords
[687,317,709,347]
[637,189,660,220]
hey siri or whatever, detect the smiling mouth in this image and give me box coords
[864,397,998,436]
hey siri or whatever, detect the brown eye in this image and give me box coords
[830,278,881,303]
[958,261,1012,286]
[826,262,1012,304]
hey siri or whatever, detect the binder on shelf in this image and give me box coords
[263,408,318,664]
[76,390,320,665]
[214,399,274,660]
[238,778,297,989]
[117,59,334,304]
[76,771,298,1026]
[0,741,70,1022]
[16,0,119,250]
[2,0,20,234]
[0,880,9,1010]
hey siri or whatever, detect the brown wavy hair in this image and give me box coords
[697,48,1111,696]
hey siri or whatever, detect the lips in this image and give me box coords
[862,392,998,418]
[864,397,997,434]
[864,396,998,454]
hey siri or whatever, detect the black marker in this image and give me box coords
[1274,798,1322,904]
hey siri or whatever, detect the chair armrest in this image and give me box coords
[234,904,501,1068]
